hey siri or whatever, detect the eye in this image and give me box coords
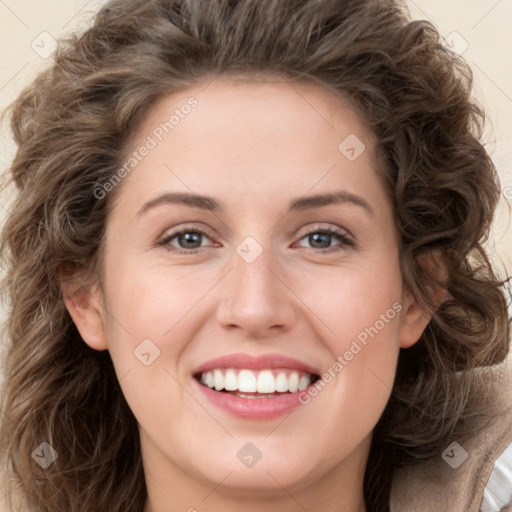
[157,226,216,254]
[294,226,355,253]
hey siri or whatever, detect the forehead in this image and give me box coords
[134,75,375,151]
[111,76,387,220]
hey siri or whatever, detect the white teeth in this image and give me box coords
[224,369,238,391]
[275,372,289,392]
[238,369,257,392]
[198,368,315,394]
[288,372,299,393]
[214,369,224,391]
[298,374,310,391]
[257,370,275,393]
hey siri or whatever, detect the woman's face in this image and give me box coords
[67,77,429,509]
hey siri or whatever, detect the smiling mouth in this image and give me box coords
[194,368,320,398]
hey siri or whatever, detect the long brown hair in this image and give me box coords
[1,0,509,511]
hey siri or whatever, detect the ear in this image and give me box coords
[398,289,433,349]
[399,251,451,349]
[59,266,108,351]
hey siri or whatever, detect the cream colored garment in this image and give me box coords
[390,355,512,512]
[481,440,512,510]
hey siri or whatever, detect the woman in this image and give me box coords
[1,0,510,510]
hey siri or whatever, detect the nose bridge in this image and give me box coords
[216,234,295,335]
[234,238,277,296]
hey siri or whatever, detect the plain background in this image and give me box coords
[0,0,511,324]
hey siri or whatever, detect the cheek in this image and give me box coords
[100,265,209,434]
[292,256,403,420]
[103,258,214,341]
[292,255,404,351]
[98,259,207,399]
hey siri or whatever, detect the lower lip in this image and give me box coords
[193,378,308,420]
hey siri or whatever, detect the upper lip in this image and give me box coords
[193,353,320,377]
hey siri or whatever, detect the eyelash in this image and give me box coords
[157,225,355,255]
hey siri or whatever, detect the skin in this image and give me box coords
[64,76,432,512]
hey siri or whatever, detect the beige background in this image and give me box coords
[0,0,511,280]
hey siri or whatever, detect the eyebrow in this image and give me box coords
[137,190,374,217]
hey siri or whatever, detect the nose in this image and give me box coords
[215,240,297,339]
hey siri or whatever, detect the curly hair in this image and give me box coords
[0,0,509,511]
